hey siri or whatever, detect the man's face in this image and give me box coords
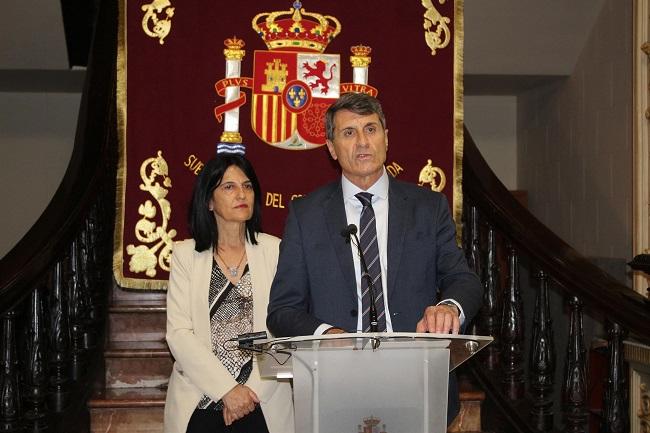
[326,110,388,189]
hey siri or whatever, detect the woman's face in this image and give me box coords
[210,165,254,225]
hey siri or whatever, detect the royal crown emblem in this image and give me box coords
[252,0,341,53]
[214,1,378,152]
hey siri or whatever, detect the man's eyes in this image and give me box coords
[340,126,377,137]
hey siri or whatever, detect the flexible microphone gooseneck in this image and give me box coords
[341,224,379,333]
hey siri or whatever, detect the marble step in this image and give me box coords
[89,387,165,433]
[108,299,166,342]
[105,340,172,389]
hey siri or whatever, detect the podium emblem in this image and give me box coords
[356,415,388,433]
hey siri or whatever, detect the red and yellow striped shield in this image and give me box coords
[252,50,340,150]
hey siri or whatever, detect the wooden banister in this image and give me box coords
[463,128,650,344]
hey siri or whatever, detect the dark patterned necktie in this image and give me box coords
[355,192,386,332]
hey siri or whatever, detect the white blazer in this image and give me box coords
[164,234,294,433]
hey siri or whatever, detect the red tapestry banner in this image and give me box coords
[115,0,464,289]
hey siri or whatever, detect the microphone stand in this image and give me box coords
[347,229,379,334]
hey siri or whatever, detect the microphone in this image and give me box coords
[230,331,268,353]
[236,331,267,344]
[341,224,379,333]
[340,224,357,243]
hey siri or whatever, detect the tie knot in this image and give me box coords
[355,192,373,207]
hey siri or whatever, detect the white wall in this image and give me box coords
[465,0,605,75]
[0,92,80,258]
[464,96,518,190]
[517,0,632,260]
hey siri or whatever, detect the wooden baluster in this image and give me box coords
[467,205,483,279]
[49,260,71,412]
[563,296,587,433]
[78,225,97,350]
[462,198,471,255]
[479,224,500,369]
[466,205,482,335]
[24,283,48,431]
[86,205,106,330]
[67,238,87,380]
[529,270,555,430]
[500,243,525,399]
[0,309,21,432]
[601,323,628,433]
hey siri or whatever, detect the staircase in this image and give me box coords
[89,287,168,432]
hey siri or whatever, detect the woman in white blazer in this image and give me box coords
[164,154,294,433]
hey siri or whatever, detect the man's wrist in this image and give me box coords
[437,300,460,316]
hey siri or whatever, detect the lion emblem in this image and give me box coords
[302,60,337,94]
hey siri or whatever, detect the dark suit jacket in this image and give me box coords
[266,176,483,423]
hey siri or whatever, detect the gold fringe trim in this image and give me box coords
[453,0,464,245]
[625,341,650,365]
[113,0,168,291]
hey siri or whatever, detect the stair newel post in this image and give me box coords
[466,205,483,335]
[67,238,87,381]
[86,203,107,330]
[529,269,555,430]
[500,242,525,399]
[85,204,100,288]
[0,308,21,432]
[78,223,96,351]
[601,322,628,433]
[48,260,71,412]
[480,224,500,369]
[563,296,588,433]
[24,283,48,432]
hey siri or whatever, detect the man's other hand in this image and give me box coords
[324,327,346,334]
[416,304,460,334]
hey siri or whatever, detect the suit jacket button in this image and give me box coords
[350,309,358,317]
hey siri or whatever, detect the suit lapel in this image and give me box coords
[245,239,268,332]
[323,182,357,304]
[193,247,214,345]
[387,178,409,298]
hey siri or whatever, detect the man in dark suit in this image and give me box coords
[266,92,482,424]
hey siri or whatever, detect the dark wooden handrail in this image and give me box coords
[463,128,650,344]
[0,0,116,313]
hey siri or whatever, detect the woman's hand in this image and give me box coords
[221,384,260,425]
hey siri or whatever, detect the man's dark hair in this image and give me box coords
[325,93,387,141]
[189,154,262,251]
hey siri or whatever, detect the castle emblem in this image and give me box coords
[213,1,378,152]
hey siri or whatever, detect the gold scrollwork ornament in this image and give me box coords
[641,383,650,425]
[141,0,175,45]
[418,159,446,192]
[421,0,451,56]
[126,150,177,277]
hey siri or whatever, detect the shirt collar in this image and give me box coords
[341,168,389,202]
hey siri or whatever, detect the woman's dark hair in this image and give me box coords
[189,154,262,251]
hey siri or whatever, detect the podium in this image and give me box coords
[253,333,492,433]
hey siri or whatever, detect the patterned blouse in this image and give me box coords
[196,260,253,411]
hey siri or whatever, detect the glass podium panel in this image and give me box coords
[291,338,448,433]
[253,333,492,433]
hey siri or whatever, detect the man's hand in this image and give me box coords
[222,384,259,425]
[324,327,346,334]
[416,304,460,334]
